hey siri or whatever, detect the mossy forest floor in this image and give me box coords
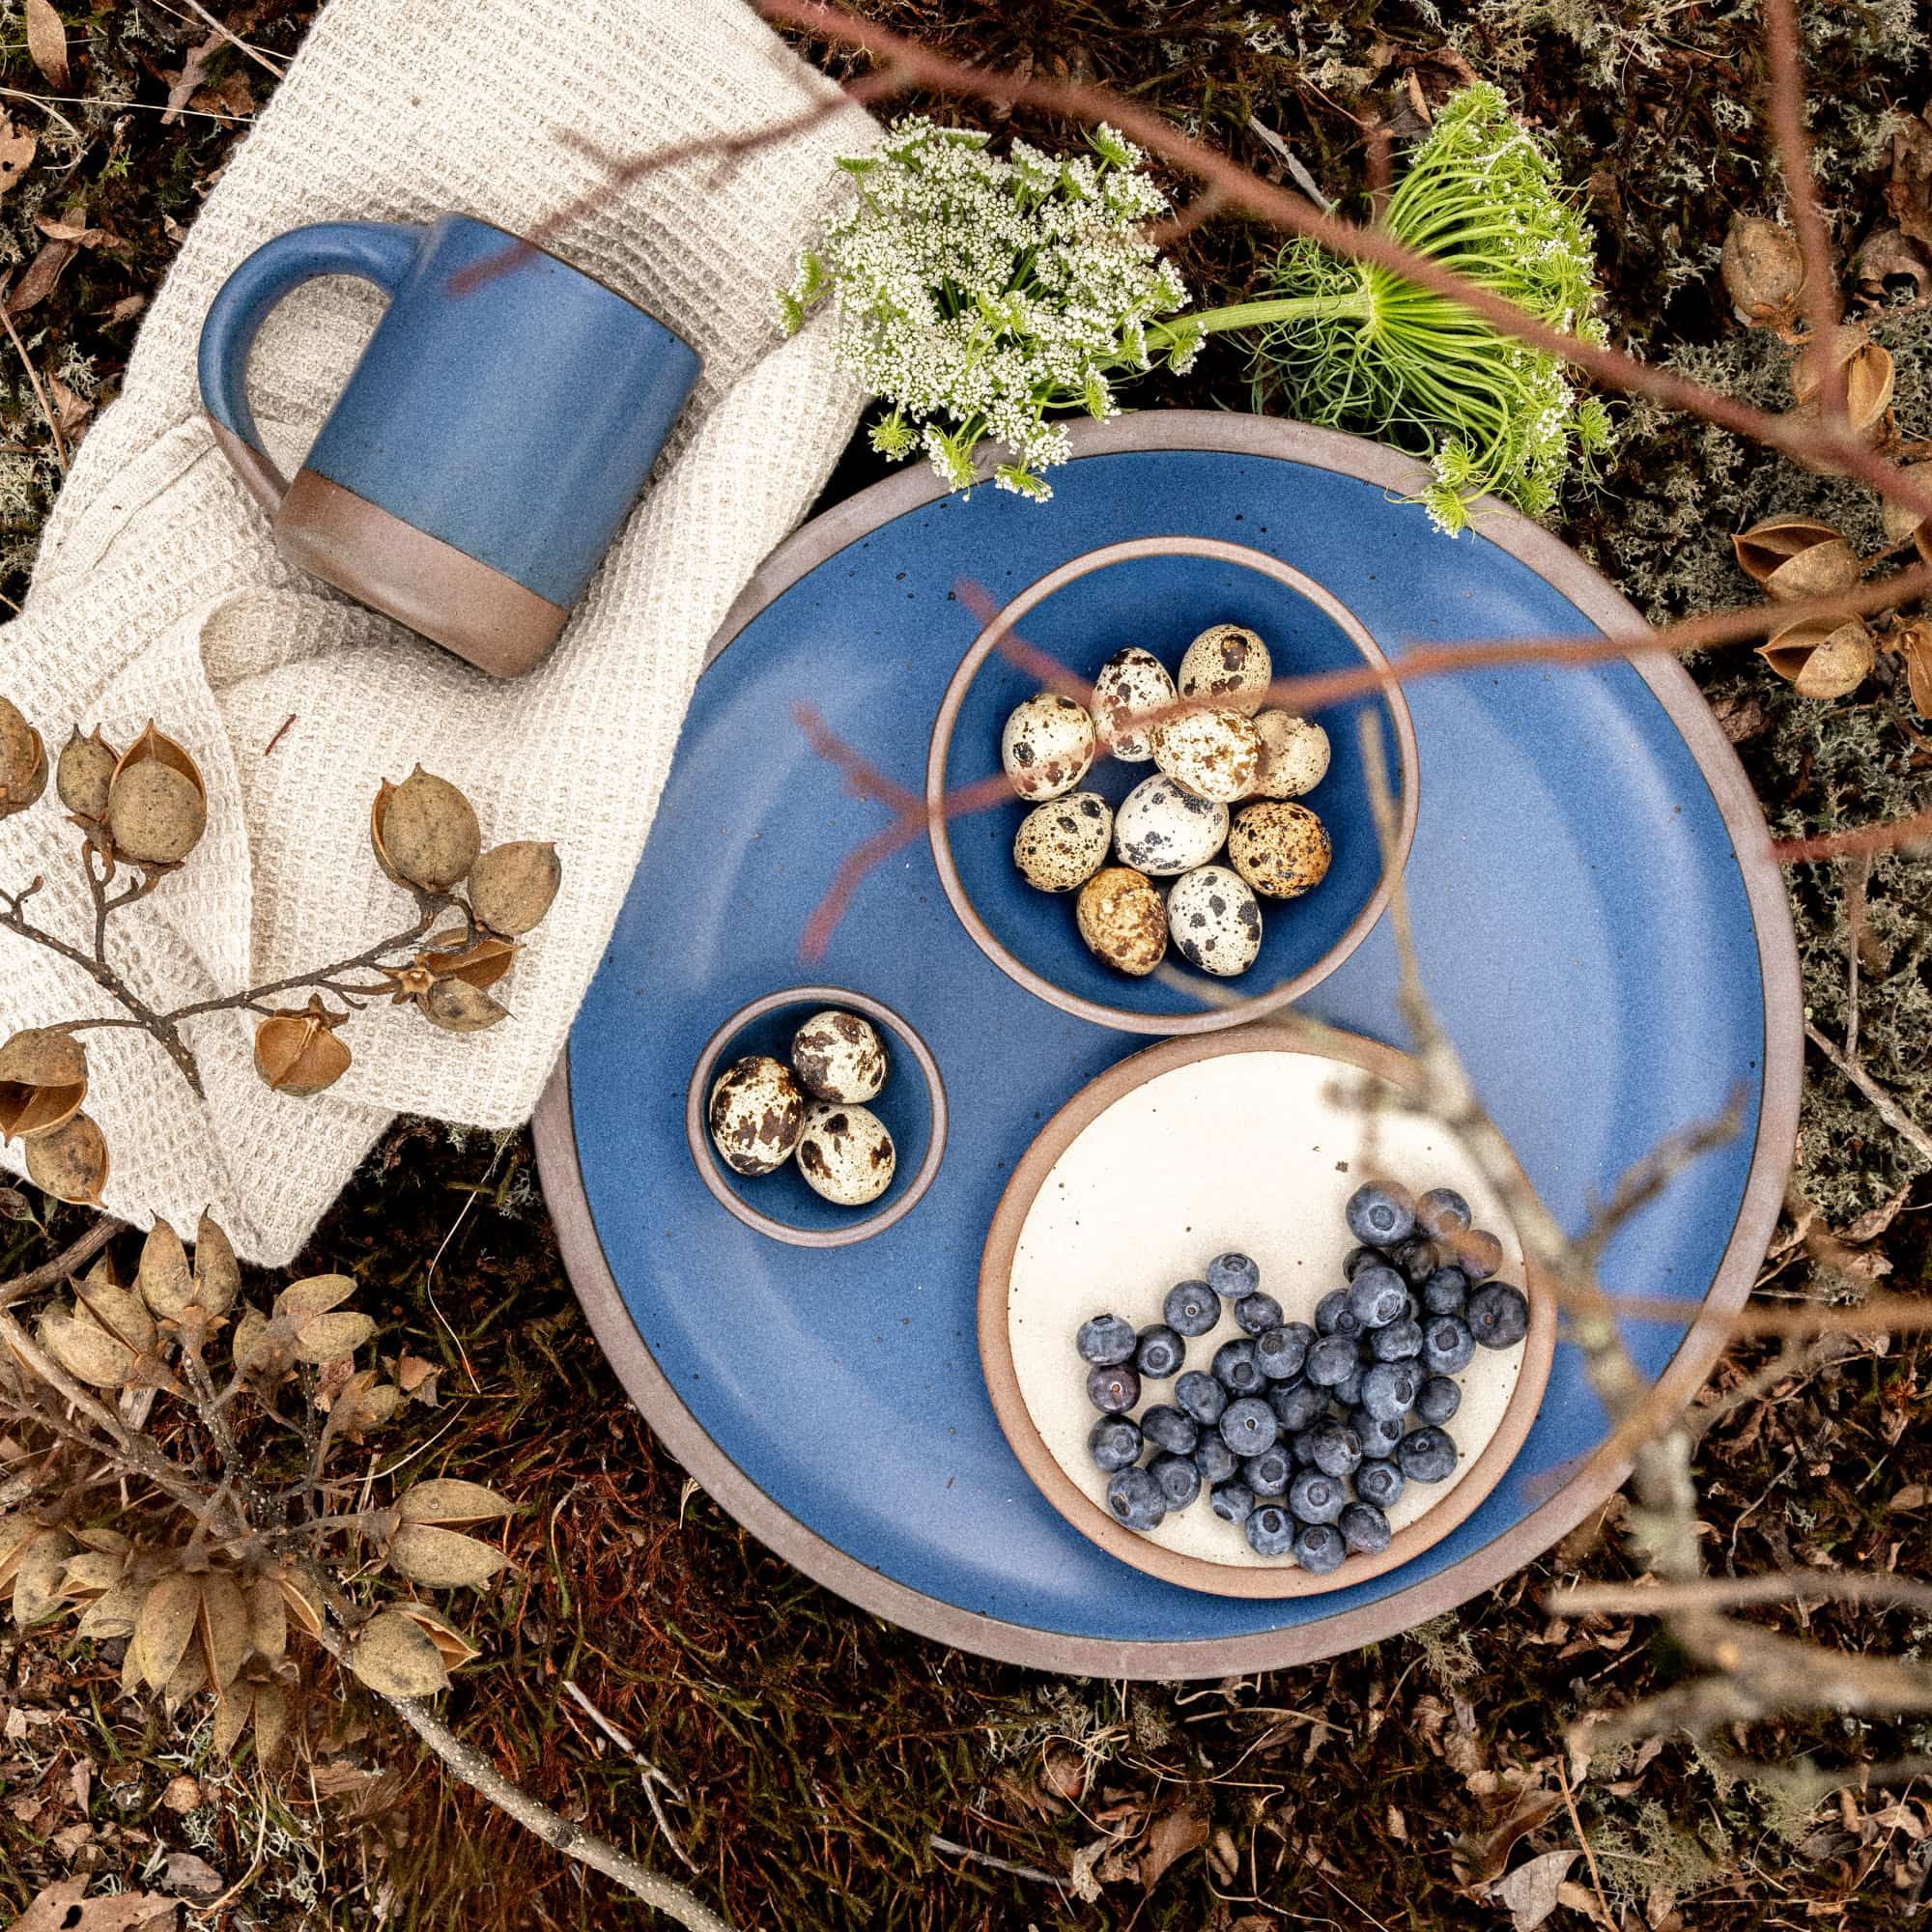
[4,4,1932,1928]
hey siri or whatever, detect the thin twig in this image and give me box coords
[1804,1022,1932,1163]
[1555,1574,1932,1618]
[1555,1754,1612,1926]
[0,288,68,471]
[0,1217,118,1310]
[928,1833,1065,1889]
[561,1679,699,1875]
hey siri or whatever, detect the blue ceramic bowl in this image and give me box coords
[684,984,948,1248]
[925,535,1419,1034]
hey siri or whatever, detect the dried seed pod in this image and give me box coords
[24,1111,108,1205]
[1758,616,1876,699]
[468,840,561,936]
[1720,214,1804,327]
[370,766,480,892]
[1790,327,1895,443]
[1890,618,1932,718]
[107,723,207,865]
[1881,463,1932,546]
[0,1029,86,1141]
[418,977,508,1034]
[418,930,519,990]
[1733,515,1850,587]
[1757,531,1861,602]
[254,998,352,1096]
[0,696,46,821]
[56,726,117,820]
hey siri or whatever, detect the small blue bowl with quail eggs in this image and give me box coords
[924,535,1420,1035]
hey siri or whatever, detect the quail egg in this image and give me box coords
[1248,710,1331,799]
[1112,775,1228,876]
[1179,624,1272,716]
[1013,791,1113,893]
[1075,866,1168,977]
[1167,865,1264,977]
[791,1009,888,1104]
[1151,707,1262,804]
[1091,646,1176,762]
[707,1055,806,1176]
[1002,694,1096,803]
[1227,800,1333,898]
[796,1101,896,1206]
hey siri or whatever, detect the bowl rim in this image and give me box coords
[685,983,950,1250]
[977,1022,1557,1598]
[924,533,1422,1035]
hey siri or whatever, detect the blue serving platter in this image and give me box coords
[534,413,1800,1677]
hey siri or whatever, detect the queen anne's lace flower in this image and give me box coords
[781,118,1195,500]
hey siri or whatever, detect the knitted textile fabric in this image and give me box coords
[0,0,867,1262]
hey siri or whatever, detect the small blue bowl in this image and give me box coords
[925,535,1419,1035]
[684,984,949,1248]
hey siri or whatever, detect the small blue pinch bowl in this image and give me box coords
[685,984,949,1248]
[924,535,1421,1035]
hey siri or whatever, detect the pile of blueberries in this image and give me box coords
[1075,1181,1531,1575]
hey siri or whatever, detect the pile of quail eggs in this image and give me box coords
[707,1009,897,1208]
[1073,1183,1531,1574]
[1003,624,1333,980]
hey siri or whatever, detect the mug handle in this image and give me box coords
[198,221,423,515]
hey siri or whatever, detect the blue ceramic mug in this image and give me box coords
[199,213,701,677]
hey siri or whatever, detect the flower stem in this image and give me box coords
[1162,288,1376,339]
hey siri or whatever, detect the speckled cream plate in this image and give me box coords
[979,1025,1558,1598]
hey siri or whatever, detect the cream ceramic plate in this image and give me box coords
[979,1026,1557,1598]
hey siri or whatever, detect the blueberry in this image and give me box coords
[1360,1360,1421,1423]
[1347,1264,1408,1331]
[1206,1252,1261,1301]
[1288,1467,1345,1525]
[1415,1375,1463,1427]
[1304,1419,1363,1479]
[1193,1434,1238,1486]
[1339,1499,1392,1555]
[1416,1186,1472,1236]
[1290,1426,1320,1466]
[1315,1288,1361,1338]
[1422,1313,1475,1376]
[1330,1362,1366,1409]
[1369,1318,1423,1363]
[1235,1291,1284,1336]
[1088,1415,1142,1472]
[1390,1236,1442,1287]
[1087,1362,1140,1413]
[1151,1453,1202,1510]
[1134,1324,1185,1378]
[1212,1338,1264,1395]
[1245,1503,1295,1556]
[1256,1322,1311,1381]
[1245,1443,1293,1496]
[1076,1313,1137,1365]
[1467,1282,1530,1349]
[1342,1243,1386,1280]
[1451,1227,1503,1283]
[1350,1406,1406,1460]
[1306,1334,1359,1387]
[1219,1396,1279,1459]
[1354,1457,1405,1509]
[1345,1182,1415,1247]
[1175,1369,1229,1427]
[1107,1464,1168,1530]
[1420,1265,1470,1316]
[1140,1404,1198,1455]
[1398,1425,1458,1484]
[1163,1279,1219,1338]
[1211,1480,1256,1524]
[1293,1521,1346,1573]
[1269,1378,1328,1433]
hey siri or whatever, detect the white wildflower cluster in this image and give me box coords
[781,118,1195,500]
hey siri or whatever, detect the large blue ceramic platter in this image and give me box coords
[534,413,1800,1678]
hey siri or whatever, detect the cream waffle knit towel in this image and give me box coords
[0,0,867,1262]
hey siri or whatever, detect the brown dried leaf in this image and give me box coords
[132,1572,200,1692]
[291,1309,374,1365]
[1856,224,1932,298]
[0,113,37,198]
[352,1608,451,1698]
[1462,1789,1564,1886]
[397,1477,514,1527]
[1490,1850,1577,1931]
[386,1522,509,1589]
[24,0,70,91]
[3,1876,176,1932]
[196,1572,249,1689]
[7,238,74,317]
[1139,1805,1210,1889]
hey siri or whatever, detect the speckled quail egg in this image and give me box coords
[1092,647,1177,762]
[1151,707,1263,804]
[1248,710,1331,799]
[1013,791,1113,893]
[1166,865,1264,977]
[1179,624,1272,716]
[1075,866,1168,977]
[1227,800,1333,898]
[1002,694,1096,803]
[708,1055,806,1176]
[791,1009,888,1104]
[796,1101,896,1206]
[1112,775,1228,876]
